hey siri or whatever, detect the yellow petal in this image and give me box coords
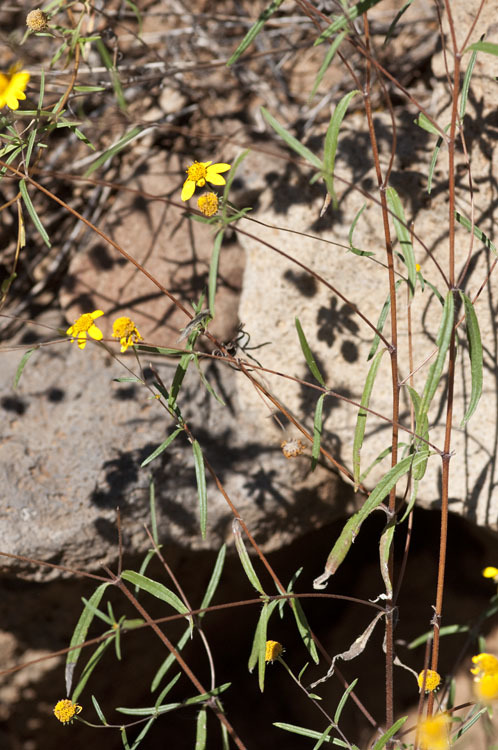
[90,309,104,319]
[207,163,231,175]
[206,173,227,186]
[181,179,196,201]
[88,323,103,341]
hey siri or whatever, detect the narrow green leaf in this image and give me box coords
[227,0,285,65]
[460,46,478,119]
[367,279,402,359]
[140,428,183,467]
[455,211,497,254]
[334,678,359,724]
[314,451,432,586]
[151,628,190,691]
[353,349,386,489]
[289,598,319,664]
[459,292,483,427]
[414,112,443,137]
[72,638,113,702]
[13,347,37,388]
[124,0,143,35]
[383,1,414,46]
[427,134,444,194]
[309,31,347,101]
[91,694,108,725]
[233,520,265,595]
[312,393,326,471]
[348,203,374,256]
[95,38,127,111]
[314,0,384,45]
[200,544,226,612]
[208,229,224,316]
[120,571,189,618]
[66,582,110,695]
[193,354,226,405]
[195,707,207,750]
[19,179,51,247]
[407,623,469,649]
[192,440,208,539]
[418,290,454,419]
[129,717,156,750]
[372,716,407,749]
[312,724,334,749]
[467,41,498,56]
[261,107,323,169]
[455,706,487,740]
[119,684,231,715]
[386,187,416,297]
[84,125,143,177]
[323,90,360,206]
[273,723,333,742]
[154,673,182,708]
[295,317,326,386]
[168,353,194,408]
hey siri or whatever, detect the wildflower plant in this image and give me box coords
[1,1,498,749]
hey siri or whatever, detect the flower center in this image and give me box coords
[198,193,219,217]
[113,317,135,338]
[187,162,207,184]
[72,313,94,333]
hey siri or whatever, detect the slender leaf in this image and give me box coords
[140,427,183,467]
[314,451,432,587]
[314,0,384,45]
[323,90,360,206]
[312,725,334,749]
[455,211,497,254]
[386,187,416,297]
[72,637,113,702]
[227,0,286,65]
[295,317,326,385]
[367,279,402,359]
[19,179,51,247]
[459,291,483,427]
[91,694,108,725]
[309,31,347,101]
[151,628,190,691]
[129,717,156,749]
[13,347,37,388]
[121,571,190,619]
[261,107,323,169]
[66,582,110,695]
[460,46,478,119]
[467,41,498,56]
[168,353,193,408]
[312,393,326,471]
[407,623,469,649]
[192,439,208,538]
[195,707,207,750]
[95,38,127,111]
[418,290,454,420]
[233,520,265,595]
[155,673,182,708]
[289,597,320,664]
[455,706,487,740]
[117,683,231,715]
[334,678,359,724]
[273,723,333,742]
[353,349,386,489]
[383,1,414,46]
[84,125,143,177]
[348,203,374,256]
[414,112,443,136]
[372,716,408,749]
[200,544,226,612]
[193,354,226,405]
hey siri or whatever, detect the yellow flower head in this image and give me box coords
[475,673,498,703]
[112,316,143,352]
[26,9,48,31]
[471,652,498,677]
[197,192,219,217]
[66,310,104,350]
[53,699,82,725]
[417,713,450,750]
[416,263,421,272]
[181,160,231,201]
[482,566,498,580]
[0,64,30,110]
[281,439,305,458]
[417,669,441,693]
[265,640,283,662]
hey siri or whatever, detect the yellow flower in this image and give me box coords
[417,669,441,693]
[281,439,305,458]
[482,566,498,580]
[475,673,498,702]
[197,192,219,217]
[417,713,450,750]
[181,160,231,201]
[66,310,104,350]
[53,699,82,725]
[0,64,30,110]
[26,9,48,31]
[416,263,421,272]
[112,316,143,352]
[265,640,283,662]
[470,652,498,677]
